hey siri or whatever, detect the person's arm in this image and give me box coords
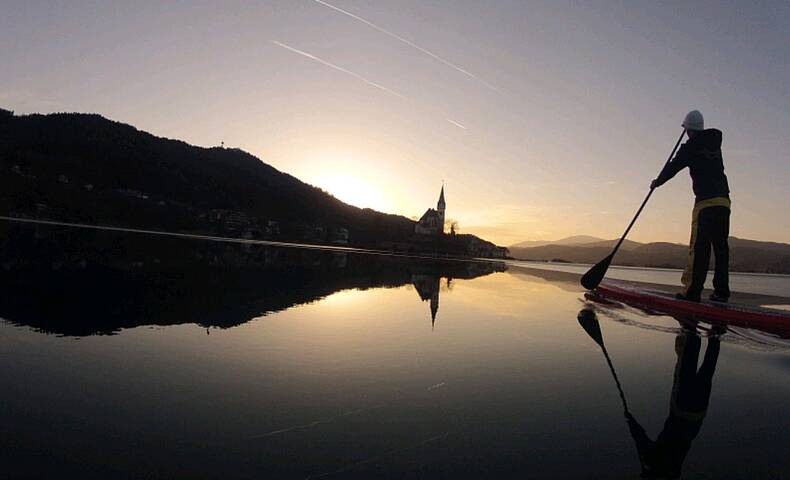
[651,143,692,189]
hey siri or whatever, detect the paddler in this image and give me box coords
[650,110,731,303]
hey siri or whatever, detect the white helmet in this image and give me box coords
[682,110,704,131]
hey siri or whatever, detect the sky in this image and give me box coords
[2,0,788,245]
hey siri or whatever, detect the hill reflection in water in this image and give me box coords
[0,223,505,336]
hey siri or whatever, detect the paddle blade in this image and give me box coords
[580,254,613,290]
[577,309,604,348]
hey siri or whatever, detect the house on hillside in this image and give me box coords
[330,227,349,244]
[207,209,253,235]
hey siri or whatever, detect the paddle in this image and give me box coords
[580,129,687,290]
[577,309,630,413]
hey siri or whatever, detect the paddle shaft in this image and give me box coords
[610,129,687,256]
[578,310,631,412]
[601,344,629,413]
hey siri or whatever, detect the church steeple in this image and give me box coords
[430,288,439,329]
[436,184,446,234]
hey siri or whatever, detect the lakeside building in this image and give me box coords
[415,185,446,236]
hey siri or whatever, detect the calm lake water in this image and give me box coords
[508,260,790,298]
[1,224,789,479]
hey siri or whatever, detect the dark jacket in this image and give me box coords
[654,129,730,202]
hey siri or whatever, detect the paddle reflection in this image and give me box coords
[578,309,721,479]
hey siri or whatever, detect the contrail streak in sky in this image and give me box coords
[446,119,466,130]
[272,40,406,99]
[313,0,500,93]
[273,40,469,131]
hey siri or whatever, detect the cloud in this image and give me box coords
[271,40,405,99]
[573,210,613,216]
[312,0,500,93]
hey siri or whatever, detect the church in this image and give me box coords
[415,185,446,236]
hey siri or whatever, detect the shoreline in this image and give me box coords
[507,264,790,307]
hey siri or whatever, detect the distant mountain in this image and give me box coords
[511,235,642,251]
[511,235,605,248]
[509,236,790,274]
[0,108,503,256]
[572,238,644,251]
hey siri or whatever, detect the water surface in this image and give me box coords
[509,260,790,297]
[1,226,788,479]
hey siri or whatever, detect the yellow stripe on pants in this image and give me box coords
[681,197,732,292]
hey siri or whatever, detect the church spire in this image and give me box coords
[436,183,446,235]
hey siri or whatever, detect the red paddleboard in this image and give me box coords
[588,281,790,334]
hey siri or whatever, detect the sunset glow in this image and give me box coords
[308,170,390,213]
[2,1,788,245]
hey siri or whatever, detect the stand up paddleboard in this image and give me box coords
[587,280,790,335]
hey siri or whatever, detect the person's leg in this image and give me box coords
[711,207,731,298]
[698,337,720,384]
[680,209,698,292]
[690,336,720,413]
[682,207,712,300]
[671,332,701,413]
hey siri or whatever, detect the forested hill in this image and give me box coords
[0,108,418,246]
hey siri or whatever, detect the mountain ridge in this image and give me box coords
[511,235,606,248]
[511,236,644,251]
[509,236,790,274]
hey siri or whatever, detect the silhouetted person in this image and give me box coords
[625,327,720,479]
[651,110,731,303]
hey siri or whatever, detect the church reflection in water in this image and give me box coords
[0,222,505,336]
[411,274,444,328]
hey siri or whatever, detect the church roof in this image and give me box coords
[418,208,438,223]
[437,185,445,207]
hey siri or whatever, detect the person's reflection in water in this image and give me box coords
[626,322,721,479]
